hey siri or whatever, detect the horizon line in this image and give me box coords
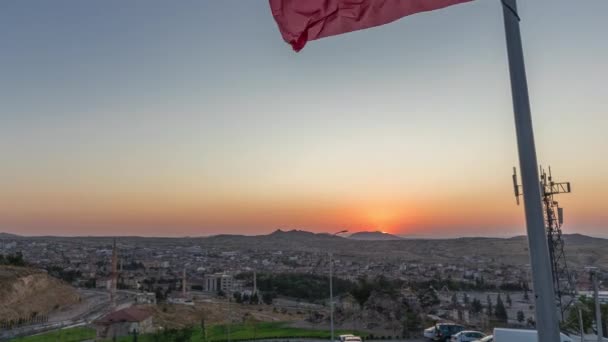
[1,229,606,240]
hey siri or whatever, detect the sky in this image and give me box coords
[0,0,606,237]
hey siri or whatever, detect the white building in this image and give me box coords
[203,273,235,293]
[579,291,608,304]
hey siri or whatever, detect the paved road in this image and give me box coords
[238,340,426,342]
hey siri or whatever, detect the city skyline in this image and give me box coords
[1,0,607,237]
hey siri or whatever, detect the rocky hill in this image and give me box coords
[349,231,403,241]
[0,266,80,322]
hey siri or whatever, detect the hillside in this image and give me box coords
[0,266,80,322]
[349,231,402,241]
[196,231,608,269]
[6,231,607,270]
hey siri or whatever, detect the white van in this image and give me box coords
[493,328,573,342]
[339,334,361,342]
[344,337,362,342]
[339,335,355,342]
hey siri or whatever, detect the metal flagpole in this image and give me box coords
[329,230,347,341]
[330,252,335,342]
[501,1,561,341]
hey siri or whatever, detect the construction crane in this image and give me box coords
[513,166,575,320]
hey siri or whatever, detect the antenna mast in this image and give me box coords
[513,166,575,319]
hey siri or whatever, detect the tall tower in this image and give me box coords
[111,238,118,308]
[182,267,187,297]
[540,167,575,319]
[514,166,575,320]
[253,271,257,296]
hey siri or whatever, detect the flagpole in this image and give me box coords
[501,1,561,341]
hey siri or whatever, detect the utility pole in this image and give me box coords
[590,268,603,342]
[111,238,118,309]
[329,230,348,342]
[579,306,586,342]
[501,1,560,341]
[227,296,232,342]
[574,300,586,342]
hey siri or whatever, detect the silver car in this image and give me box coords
[424,326,436,339]
[450,331,486,342]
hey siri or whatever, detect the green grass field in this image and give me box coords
[12,322,366,342]
[12,327,95,342]
[202,322,367,341]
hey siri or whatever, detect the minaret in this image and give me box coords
[182,267,187,297]
[111,238,118,308]
[253,270,260,304]
[253,271,257,296]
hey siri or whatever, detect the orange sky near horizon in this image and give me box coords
[1,179,597,237]
[1,1,607,238]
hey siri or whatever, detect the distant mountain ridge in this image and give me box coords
[1,230,607,268]
[0,232,22,239]
[349,231,402,241]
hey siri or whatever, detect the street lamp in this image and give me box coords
[330,230,348,342]
[585,266,603,342]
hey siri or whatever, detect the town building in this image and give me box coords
[94,307,155,339]
[203,273,234,293]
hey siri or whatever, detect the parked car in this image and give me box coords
[339,335,355,342]
[344,337,362,342]
[338,335,362,342]
[424,326,437,339]
[434,323,466,342]
[472,336,493,342]
[450,331,486,342]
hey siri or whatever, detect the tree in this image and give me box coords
[563,296,608,337]
[486,295,493,317]
[470,298,483,314]
[523,281,530,301]
[526,317,535,327]
[155,287,165,301]
[517,310,525,323]
[233,292,243,304]
[494,294,508,322]
[351,277,372,307]
[418,287,440,308]
[0,252,26,266]
[250,292,259,304]
[506,293,512,307]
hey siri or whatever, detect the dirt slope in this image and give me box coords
[0,266,80,322]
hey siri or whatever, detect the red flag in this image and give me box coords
[270,0,472,51]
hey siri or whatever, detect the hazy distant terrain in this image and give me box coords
[348,231,403,241]
[192,230,608,269]
[3,230,607,269]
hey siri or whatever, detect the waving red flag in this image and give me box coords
[270,0,472,51]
